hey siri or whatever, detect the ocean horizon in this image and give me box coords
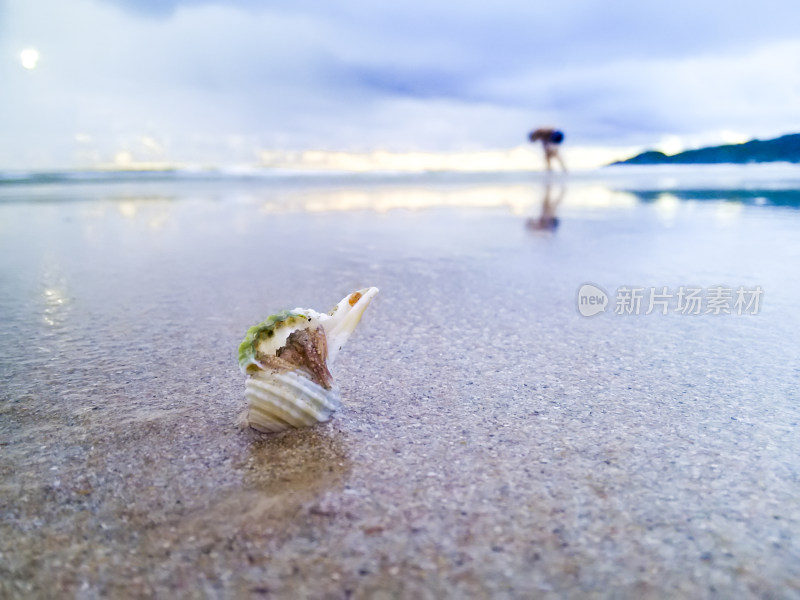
[2,161,800,190]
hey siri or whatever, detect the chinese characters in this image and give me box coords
[613,286,762,316]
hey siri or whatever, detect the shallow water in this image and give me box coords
[1,169,799,597]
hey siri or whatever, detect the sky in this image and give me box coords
[2,0,800,171]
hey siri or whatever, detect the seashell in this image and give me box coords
[238,287,378,432]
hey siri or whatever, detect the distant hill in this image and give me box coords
[610,133,800,165]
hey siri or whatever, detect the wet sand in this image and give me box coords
[1,172,800,597]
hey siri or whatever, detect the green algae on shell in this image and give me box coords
[238,288,378,433]
[238,310,315,375]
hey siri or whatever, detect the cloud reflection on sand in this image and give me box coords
[257,183,636,215]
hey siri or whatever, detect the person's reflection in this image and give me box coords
[526,182,565,233]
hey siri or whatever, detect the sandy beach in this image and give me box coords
[1,169,799,597]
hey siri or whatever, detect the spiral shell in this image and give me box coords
[238,288,378,432]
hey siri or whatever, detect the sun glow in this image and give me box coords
[259,145,638,173]
[20,48,40,70]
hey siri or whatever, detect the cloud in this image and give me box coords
[98,0,800,63]
[1,0,800,169]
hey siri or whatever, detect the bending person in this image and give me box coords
[529,128,566,172]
